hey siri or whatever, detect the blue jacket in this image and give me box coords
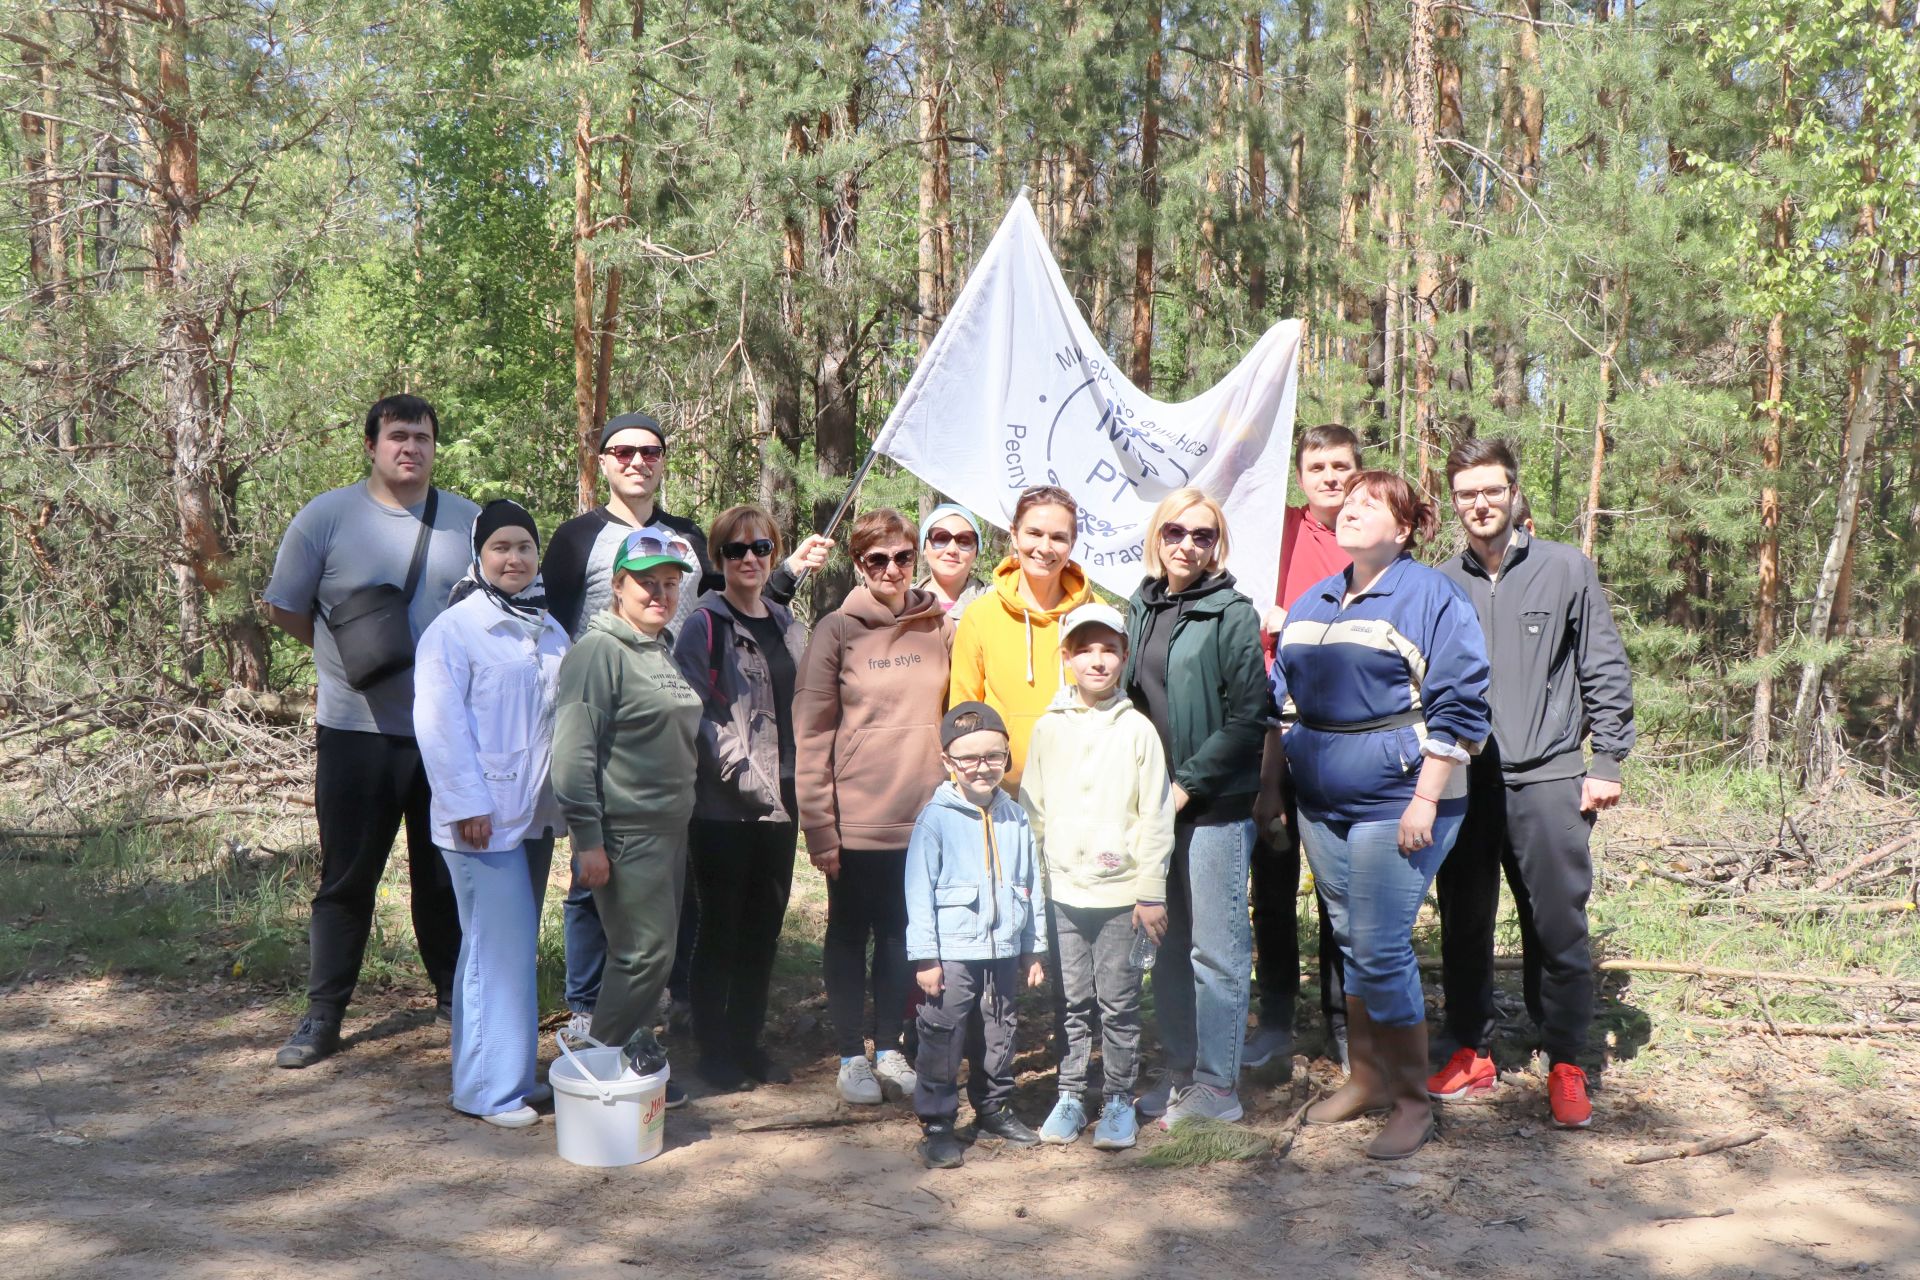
[904,782,1048,963]
[1270,555,1491,823]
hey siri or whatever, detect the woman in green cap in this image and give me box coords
[551,524,703,1106]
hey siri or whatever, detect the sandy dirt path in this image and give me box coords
[3,977,1917,1279]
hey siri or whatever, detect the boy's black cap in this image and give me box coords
[940,701,1008,750]
[600,410,666,451]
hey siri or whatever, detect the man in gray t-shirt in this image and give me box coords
[262,394,479,1069]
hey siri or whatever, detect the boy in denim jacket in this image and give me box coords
[906,702,1048,1169]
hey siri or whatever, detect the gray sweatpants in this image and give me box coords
[1053,901,1143,1098]
[912,957,1019,1124]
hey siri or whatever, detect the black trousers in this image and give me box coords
[912,957,1019,1124]
[1250,822,1347,1032]
[823,848,910,1058]
[307,726,461,1019]
[1434,768,1596,1065]
[689,794,797,1062]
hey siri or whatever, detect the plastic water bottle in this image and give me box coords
[1129,925,1158,972]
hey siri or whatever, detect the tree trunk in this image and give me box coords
[916,3,950,353]
[811,90,861,616]
[1407,0,1442,493]
[572,0,600,514]
[1491,0,1541,416]
[1129,0,1161,391]
[1337,0,1371,410]
[1748,60,1795,762]
[592,0,645,434]
[1245,12,1268,316]
[154,0,266,688]
[1581,271,1628,559]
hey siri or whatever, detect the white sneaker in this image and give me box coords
[837,1056,883,1105]
[563,1010,593,1041]
[873,1051,918,1101]
[480,1105,539,1129]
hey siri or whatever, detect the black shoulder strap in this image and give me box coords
[401,488,439,603]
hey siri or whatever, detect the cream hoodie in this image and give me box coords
[1019,690,1176,909]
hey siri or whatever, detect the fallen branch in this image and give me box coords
[1686,1019,1920,1039]
[1655,1207,1734,1226]
[0,806,296,840]
[733,1106,901,1133]
[1415,956,1920,991]
[1813,833,1919,892]
[1625,1129,1766,1166]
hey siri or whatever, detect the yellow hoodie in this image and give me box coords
[947,555,1094,788]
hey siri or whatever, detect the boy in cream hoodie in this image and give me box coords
[1020,603,1176,1149]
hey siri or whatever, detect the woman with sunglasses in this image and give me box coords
[1123,487,1269,1130]
[948,485,1094,789]
[916,503,988,619]
[673,505,810,1091]
[794,509,955,1105]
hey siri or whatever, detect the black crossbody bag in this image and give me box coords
[322,489,438,691]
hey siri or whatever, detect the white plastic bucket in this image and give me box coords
[549,1032,670,1168]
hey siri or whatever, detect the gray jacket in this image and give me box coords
[673,592,809,822]
[1439,530,1634,784]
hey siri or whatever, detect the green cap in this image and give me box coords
[612,524,697,576]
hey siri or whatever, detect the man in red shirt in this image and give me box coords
[1246,424,1360,1073]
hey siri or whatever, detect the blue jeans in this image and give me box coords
[442,838,553,1116]
[1297,812,1462,1027]
[1154,818,1255,1091]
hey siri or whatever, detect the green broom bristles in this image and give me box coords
[1137,1117,1275,1168]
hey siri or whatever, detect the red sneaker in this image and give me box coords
[1426,1047,1496,1100]
[1548,1063,1593,1129]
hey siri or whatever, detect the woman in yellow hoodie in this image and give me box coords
[948,485,1095,790]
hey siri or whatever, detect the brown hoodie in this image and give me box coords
[793,584,955,855]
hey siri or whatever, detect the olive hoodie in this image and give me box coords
[793,584,954,856]
[550,610,702,851]
[1020,691,1176,909]
[947,555,1095,788]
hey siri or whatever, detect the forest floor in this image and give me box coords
[4,772,1919,1279]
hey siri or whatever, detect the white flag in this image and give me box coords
[875,193,1302,608]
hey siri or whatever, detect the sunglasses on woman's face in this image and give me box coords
[721,538,776,561]
[1160,521,1219,552]
[602,443,665,468]
[926,530,979,552]
[862,549,916,574]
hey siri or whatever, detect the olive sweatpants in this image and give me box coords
[587,821,690,1051]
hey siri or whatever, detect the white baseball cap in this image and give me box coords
[1060,602,1127,645]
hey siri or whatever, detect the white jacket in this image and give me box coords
[413,592,570,852]
[1019,691,1176,909]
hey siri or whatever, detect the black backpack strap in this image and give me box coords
[401,488,439,604]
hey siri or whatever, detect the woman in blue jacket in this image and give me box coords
[1259,470,1490,1160]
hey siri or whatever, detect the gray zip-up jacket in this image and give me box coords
[1439,530,1634,784]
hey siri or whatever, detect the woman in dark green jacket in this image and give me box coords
[1123,487,1269,1130]
[552,525,703,1106]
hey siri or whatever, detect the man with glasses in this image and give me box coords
[1429,436,1635,1131]
[541,410,831,1038]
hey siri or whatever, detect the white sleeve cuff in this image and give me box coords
[1420,736,1470,764]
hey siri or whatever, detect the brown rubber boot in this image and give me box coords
[1301,998,1389,1125]
[1366,1019,1438,1160]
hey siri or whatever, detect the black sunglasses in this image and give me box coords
[1160,521,1219,553]
[861,549,916,573]
[926,529,979,552]
[721,538,776,561]
[602,443,665,467]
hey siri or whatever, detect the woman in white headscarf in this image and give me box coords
[414,499,571,1127]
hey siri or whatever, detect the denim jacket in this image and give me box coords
[904,782,1048,963]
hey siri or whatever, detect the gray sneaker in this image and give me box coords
[1133,1070,1193,1118]
[1242,1023,1293,1070]
[1159,1083,1245,1130]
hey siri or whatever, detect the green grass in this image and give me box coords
[1822,1045,1888,1090]
[1138,1117,1274,1167]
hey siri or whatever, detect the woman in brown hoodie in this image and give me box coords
[793,508,955,1105]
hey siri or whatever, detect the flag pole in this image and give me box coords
[792,185,1035,593]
